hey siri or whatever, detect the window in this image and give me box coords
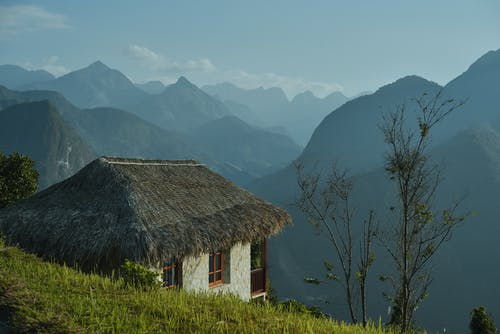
[208,251,223,287]
[251,240,265,270]
[163,260,178,288]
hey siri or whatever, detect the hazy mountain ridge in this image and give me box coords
[248,49,500,333]
[301,75,442,173]
[7,61,339,149]
[135,80,166,94]
[0,64,54,89]
[203,82,349,145]
[22,61,148,109]
[0,84,299,186]
[188,115,302,178]
[437,49,500,137]
[0,100,96,189]
[1,49,499,332]
[129,76,231,133]
[0,86,206,179]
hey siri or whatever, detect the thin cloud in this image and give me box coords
[0,5,70,35]
[22,56,70,77]
[125,45,342,98]
[125,45,216,73]
[41,56,70,76]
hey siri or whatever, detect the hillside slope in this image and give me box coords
[23,61,148,109]
[203,82,348,145]
[248,49,500,333]
[0,243,394,333]
[0,64,54,89]
[0,101,96,188]
[130,76,231,133]
[189,115,302,178]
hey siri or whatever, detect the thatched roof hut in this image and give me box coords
[0,157,290,271]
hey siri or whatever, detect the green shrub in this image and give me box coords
[266,278,279,305]
[470,306,497,334]
[120,259,160,289]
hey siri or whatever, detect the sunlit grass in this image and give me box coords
[0,244,402,333]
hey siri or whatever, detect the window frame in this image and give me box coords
[163,260,178,289]
[208,251,223,287]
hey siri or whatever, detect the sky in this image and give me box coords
[0,0,499,98]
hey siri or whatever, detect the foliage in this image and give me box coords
[0,151,39,208]
[296,162,377,325]
[0,244,402,333]
[266,278,279,305]
[120,259,161,289]
[470,306,497,334]
[378,91,466,332]
[250,240,264,270]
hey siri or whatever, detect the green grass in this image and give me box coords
[0,243,399,334]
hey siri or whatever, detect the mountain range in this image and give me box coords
[129,76,232,133]
[248,48,500,333]
[203,82,349,145]
[5,61,305,183]
[188,115,301,178]
[0,73,301,187]
[0,64,54,89]
[0,100,96,188]
[1,48,500,332]
[6,60,344,151]
[135,80,166,94]
[22,61,148,110]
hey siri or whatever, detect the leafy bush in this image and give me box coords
[266,278,279,305]
[470,306,497,334]
[120,259,160,289]
[0,151,39,208]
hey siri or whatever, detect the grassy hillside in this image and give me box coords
[0,240,398,333]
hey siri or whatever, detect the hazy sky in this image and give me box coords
[0,0,499,97]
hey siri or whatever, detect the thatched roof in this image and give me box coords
[0,157,290,271]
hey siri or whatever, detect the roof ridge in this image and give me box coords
[102,157,204,166]
[108,161,205,166]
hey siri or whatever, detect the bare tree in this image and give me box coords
[296,162,376,326]
[378,91,467,332]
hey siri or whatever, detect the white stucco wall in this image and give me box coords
[181,242,251,301]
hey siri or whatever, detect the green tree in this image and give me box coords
[378,91,466,332]
[0,152,39,208]
[470,306,497,334]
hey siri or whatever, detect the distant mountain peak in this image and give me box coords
[466,49,500,72]
[292,90,315,101]
[21,60,147,109]
[376,75,441,95]
[87,61,110,71]
[0,64,55,89]
[160,76,200,94]
[298,90,315,98]
[175,76,194,87]
[394,75,432,85]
